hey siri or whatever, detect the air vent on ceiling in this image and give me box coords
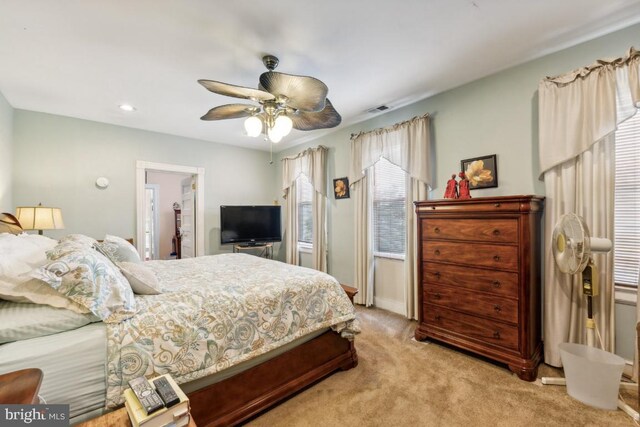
[366,105,390,114]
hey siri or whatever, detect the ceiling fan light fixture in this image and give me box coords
[244,115,262,137]
[267,126,284,143]
[199,54,342,146]
[273,114,293,137]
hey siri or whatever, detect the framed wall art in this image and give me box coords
[460,154,498,190]
[333,177,350,199]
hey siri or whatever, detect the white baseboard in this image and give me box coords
[374,296,405,316]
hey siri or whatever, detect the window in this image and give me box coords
[372,157,406,257]
[296,174,313,245]
[614,111,640,287]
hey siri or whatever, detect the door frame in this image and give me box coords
[144,183,160,260]
[136,161,205,257]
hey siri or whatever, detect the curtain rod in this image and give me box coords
[280,145,328,161]
[350,112,430,140]
[543,46,638,87]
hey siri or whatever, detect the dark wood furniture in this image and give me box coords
[414,195,544,381]
[340,284,358,304]
[173,207,182,259]
[188,330,357,426]
[76,406,197,427]
[0,368,43,404]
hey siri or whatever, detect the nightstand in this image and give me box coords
[76,406,197,427]
[340,284,358,304]
[0,368,43,404]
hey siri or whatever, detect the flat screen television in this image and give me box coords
[220,205,282,245]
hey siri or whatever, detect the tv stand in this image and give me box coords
[233,243,273,259]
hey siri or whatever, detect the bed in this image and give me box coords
[0,217,358,426]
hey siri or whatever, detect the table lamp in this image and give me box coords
[15,203,65,235]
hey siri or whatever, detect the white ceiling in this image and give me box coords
[1,1,639,152]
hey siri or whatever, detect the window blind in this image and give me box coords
[614,111,640,287]
[372,157,406,256]
[296,174,313,244]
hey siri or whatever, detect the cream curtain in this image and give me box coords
[353,175,374,306]
[539,47,640,366]
[282,146,328,271]
[349,114,431,315]
[405,177,429,319]
[283,183,299,266]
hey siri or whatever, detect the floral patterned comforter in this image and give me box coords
[105,253,358,408]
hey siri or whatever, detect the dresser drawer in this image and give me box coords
[423,263,519,298]
[424,284,518,324]
[422,241,518,271]
[423,304,519,351]
[416,200,523,213]
[422,218,517,243]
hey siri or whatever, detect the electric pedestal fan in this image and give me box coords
[542,213,638,420]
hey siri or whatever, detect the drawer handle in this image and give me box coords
[493,229,500,236]
[434,227,440,233]
[492,280,501,288]
[434,271,441,278]
[493,255,500,261]
[494,304,502,313]
[494,203,501,207]
[435,249,441,256]
[434,293,441,300]
[431,206,436,210]
[493,331,501,339]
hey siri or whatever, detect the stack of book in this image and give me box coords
[123,374,190,427]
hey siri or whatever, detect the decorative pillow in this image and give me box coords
[0,233,88,313]
[0,300,99,344]
[33,245,137,323]
[117,262,162,295]
[47,234,99,260]
[95,234,141,264]
[0,278,90,314]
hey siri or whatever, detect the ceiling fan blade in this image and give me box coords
[198,79,275,102]
[291,98,341,131]
[200,104,259,121]
[259,71,328,112]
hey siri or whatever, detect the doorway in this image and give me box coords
[136,161,205,258]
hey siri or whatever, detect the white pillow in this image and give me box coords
[95,234,141,264]
[0,233,58,277]
[117,262,162,295]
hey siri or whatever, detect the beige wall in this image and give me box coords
[146,171,191,259]
[12,110,278,253]
[0,92,13,212]
[273,24,640,327]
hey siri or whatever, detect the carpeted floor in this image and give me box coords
[248,306,637,426]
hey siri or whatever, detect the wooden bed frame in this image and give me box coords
[188,331,357,426]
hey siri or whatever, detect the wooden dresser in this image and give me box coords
[414,195,544,381]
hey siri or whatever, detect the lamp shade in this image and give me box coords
[15,205,65,233]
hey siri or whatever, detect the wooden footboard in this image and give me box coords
[188,331,358,427]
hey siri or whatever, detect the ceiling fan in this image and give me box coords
[198,55,341,143]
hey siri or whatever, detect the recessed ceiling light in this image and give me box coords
[119,104,136,112]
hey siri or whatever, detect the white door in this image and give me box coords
[180,176,196,258]
[144,184,160,260]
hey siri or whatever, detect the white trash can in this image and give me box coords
[559,342,625,410]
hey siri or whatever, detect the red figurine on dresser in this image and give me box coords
[458,171,471,199]
[443,174,458,199]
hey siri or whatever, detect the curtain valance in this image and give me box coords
[538,47,640,176]
[282,146,328,195]
[349,114,431,186]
